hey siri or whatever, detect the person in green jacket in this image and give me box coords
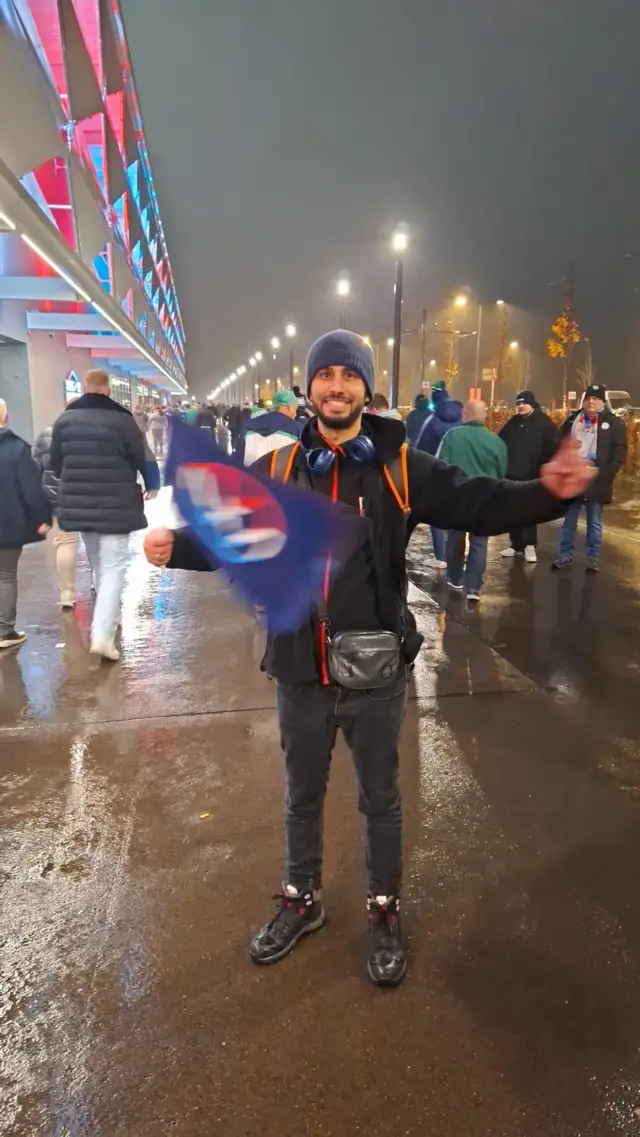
[437,399,508,602]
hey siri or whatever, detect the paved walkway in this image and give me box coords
[2,497,640,1136]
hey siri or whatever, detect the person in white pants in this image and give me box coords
[50,369,160,661]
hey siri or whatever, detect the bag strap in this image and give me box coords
[382,443,411,516]
[269,442,300,483]
[413,411,433,450]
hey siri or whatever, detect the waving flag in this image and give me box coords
[165,420,362,632]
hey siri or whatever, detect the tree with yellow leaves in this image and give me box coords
[547,300,581,406]
[443,319,459,389]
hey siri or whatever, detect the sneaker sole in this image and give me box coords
[0,638,26,650]
[367,957,408,987]
[249,912,327,965]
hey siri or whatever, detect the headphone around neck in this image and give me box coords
[302,433,376,476]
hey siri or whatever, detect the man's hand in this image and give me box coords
[37,523,50,536]
[143,527,174,567]
[539,439,598,500]
[144,490,159,501]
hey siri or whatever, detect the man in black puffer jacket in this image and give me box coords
[498,390,558,563]
[0,398,51,649]
[50,369,160,661]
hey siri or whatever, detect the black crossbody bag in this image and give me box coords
[318,596,401,690]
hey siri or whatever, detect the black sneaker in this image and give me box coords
[367,896,407,987]
[551,558,573,571]
[0,630,27,650]
[249,886,326,965]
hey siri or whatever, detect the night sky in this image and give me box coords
[120,0,640,399]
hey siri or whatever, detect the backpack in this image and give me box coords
[268,441,410,516]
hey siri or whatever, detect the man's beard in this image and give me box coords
[313,399,365,430]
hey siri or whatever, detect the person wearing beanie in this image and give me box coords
[144,327,597,988]
[552,383,626,571]
[498,390,559,562]
[239,387,303,465]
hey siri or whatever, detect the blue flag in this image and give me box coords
[165,420,362,632]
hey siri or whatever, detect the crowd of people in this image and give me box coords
[0,333,626,987]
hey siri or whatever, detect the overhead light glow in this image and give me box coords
[21,234,91,302]
[391,224,409,253]
[0,210,17,231]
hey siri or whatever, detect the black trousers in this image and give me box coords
[276,674,407,895]
[510,524,537,551]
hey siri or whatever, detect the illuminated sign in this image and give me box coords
[63,371,82,405]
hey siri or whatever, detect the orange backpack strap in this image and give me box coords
[269,442,300,484]
[383,443,411,516]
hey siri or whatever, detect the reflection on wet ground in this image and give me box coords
[2,497,640,1135]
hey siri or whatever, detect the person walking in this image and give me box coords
[437,400,508,601]
[0,398,51,649]
[50,369,160,662]
[143,329,596,987]
[133,404,148,435]
[239,389,303,465]
[196,402,216,435]
[369,392,404,423]
[552,383,626,572]
[413,381,463,570]
[149,407,166,458]
[32,425,79,610]
[498,390,558,563]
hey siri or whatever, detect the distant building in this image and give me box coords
[0,0,187,438]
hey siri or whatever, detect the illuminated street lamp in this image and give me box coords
[454,294,468,309]
[390,224,408,409]
[510,340,519,349]
[336,274,351,328]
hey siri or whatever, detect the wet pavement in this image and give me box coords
[2,496,640,1136]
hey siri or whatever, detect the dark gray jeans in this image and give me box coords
[276,673,407,895]
[0,547,22,636]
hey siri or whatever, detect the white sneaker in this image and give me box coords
[466,592,481,603]
[447,580,464,592]
[426,558,447,570]
[524,546,537,563]
[500,547,517,558]
[90,638,120,662]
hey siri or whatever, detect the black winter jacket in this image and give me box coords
[558,408,626,504]
[498,406,558,481]
[50,394,160,534]
[166,414,569,684]
[32,426,60,509]
[0,427,51,548]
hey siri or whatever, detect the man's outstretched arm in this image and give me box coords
[407,441,596,537]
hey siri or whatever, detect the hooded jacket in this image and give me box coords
[166,414,570,684]
[417,392,463,456]
[558,403,626,504]
[50,393,160,534]
[239,409,303,466]
[499,405,559,480]
[0,426,51,547]
[405,396,429,447]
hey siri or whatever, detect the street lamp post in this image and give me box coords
[285,323,296,386]
[336,275,351,329]
[270,337,280,386]
[390,224,408,409]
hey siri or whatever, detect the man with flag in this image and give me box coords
[144,329,596,987]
